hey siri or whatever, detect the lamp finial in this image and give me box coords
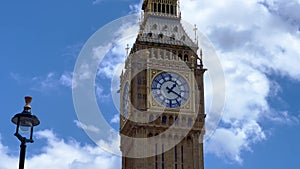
[24,96,32,109]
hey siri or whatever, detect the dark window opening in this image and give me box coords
[162,116,167,124]
[184,54,188,61]
[166,4,170,14]
[181,146,184,169]
[162,144,165,169]
[171,5,174,15]
[178,54,182,60]
[175,145,178,169]
[159,33,164,39]
[155,144,158,169]
[158,3,161,12]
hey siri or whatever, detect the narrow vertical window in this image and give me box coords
[181,145,184,169]
[154,3,157,12]
[175,146,178,169]
[166,4,170,14]
[175,117,179,126]
[162,116,167,124]
[178,54,182,60]
[162,144,165,169]
[162,4,166,13]
[155,144,158,169]
[184,54,189,61]
[187,118,192,127]
[158,3,161,12]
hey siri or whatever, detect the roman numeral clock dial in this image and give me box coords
[151,72,190,108]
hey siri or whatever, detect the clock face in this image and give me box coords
[151,72,190,108]
[122,82,130,119]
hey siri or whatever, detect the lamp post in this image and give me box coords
[11,96,40,169]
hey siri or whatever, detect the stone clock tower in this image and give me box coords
[120,0,206,169]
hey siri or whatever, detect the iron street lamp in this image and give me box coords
[11,96,40,169]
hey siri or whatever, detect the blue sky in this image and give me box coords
[1,0,300,168]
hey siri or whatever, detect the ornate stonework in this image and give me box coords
[120,0,206,168]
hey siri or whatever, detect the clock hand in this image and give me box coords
[166,86,182,98]
[170,83,176,90]
[170,90,182,98]
[166,83,177,93]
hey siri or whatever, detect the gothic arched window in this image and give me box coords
[178,54,182,60]
[184,54,189,61]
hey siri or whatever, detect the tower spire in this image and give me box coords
[193,24,198,43]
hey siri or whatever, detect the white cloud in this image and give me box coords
[74,120,100,133]
[180,0,300,163]
[29,72,77,92]
[110,114,119,124]
[31,72,58,91]
[0,130,121,169]
[95,84,111,102]
[96,23,138,79]
[206,121,265,163]
[60,72,76,89]
[96,129,121,155]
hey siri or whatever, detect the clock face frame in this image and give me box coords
[122,82,130,119]
[151,72,190,108]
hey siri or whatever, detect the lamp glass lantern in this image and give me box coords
[11,96,40,143]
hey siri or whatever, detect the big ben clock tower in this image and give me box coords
[120,0,206,168]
